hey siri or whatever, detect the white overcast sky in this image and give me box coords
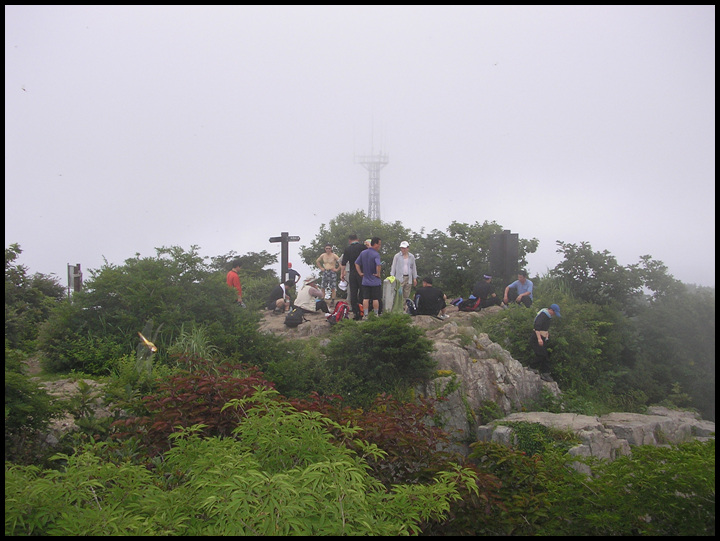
[5,5,715,288]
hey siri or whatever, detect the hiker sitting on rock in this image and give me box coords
[414,276,449,319]
[294,275,330,314]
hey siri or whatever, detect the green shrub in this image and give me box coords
[5,347,63,464]
[322,313,436,407]
[5,389,479,536]
[111,361,277,456]
[540,440,716,536]
[40,333,126,375]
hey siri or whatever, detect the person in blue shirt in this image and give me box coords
[503,270,534,307]
[355,237,382,318]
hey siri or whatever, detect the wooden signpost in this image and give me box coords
[269,232,300,283]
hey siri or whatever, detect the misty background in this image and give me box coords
[5,5,715,289]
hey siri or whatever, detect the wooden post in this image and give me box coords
[269,232,300,283]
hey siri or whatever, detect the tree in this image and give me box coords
[410,221,538,295]
[633,285,715,420]
[550,241,644,309]
[298,210,413,277]
[5,243,65,350]
[36,245,277,374]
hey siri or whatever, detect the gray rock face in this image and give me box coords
[414,317,561,446]
[477,409,714,473]
[410,310,714,464]
[600,406,716,445]
[257,307,715,464]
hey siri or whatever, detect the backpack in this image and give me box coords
[405,298,418,316]
[284,307,307,328]
[326,301,350,325]
[458,297,482,312]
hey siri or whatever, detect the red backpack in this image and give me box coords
[458,297,482,312]
[326,301,350,324]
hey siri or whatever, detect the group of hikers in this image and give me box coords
[226,236,562,381]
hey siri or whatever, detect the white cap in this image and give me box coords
[338,280,348,291]
[400,241,409,248]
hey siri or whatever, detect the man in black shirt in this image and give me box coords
[530,303,562,381]
[414,276,448,319]
[340,234,366,320]
[471,274,503,308]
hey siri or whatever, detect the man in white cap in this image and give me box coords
[390,241,418,303]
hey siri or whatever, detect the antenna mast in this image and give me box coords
[355,136,389,221]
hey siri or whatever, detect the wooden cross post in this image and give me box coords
[269,232,300,283]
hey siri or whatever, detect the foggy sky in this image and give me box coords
[5,5,715,289]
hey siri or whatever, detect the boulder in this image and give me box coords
[600,408,716,446]
[477,409,714,472]
[414,313,561,449]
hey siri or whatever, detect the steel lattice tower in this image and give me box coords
[356,151,389,221]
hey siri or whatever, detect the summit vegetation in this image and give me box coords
[4,214,715,535]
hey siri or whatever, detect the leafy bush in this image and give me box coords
[4,347,63,464]
[465,438,716,536]
[36,246,242,371]
[322,312,436,406]
[540,439,716,536]
[42,332,126,375]
[111,361,277,456]
[5,244,65,351]
[5,389,479,536]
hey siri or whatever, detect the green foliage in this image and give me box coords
[291,393,456,486]
[260,338,333,399]
[322,313,436,406]
[475,399,505,425]
[41,332,127,375]
[473,284,650,414]
[5,389,478,536]
[412,221,538,295]
[550,241,684,312]
[4,346,63,464]
[298,210,412,275]
[468,438,716,536]
[5,243,65,351]
[467,441,572,535]
[498,421,580,456]
[111,361,277,456]
[36,245,278,374]
[540,440,716,536]
[167,323,220,360]
[632,284,716,420]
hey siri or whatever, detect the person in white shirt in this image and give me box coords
[390,241,418,302]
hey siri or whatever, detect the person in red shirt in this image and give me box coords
[226,259,244,306]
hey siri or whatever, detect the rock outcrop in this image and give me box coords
[257,307,715,462]
[476,407,715,473]
[411,311,561,451]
